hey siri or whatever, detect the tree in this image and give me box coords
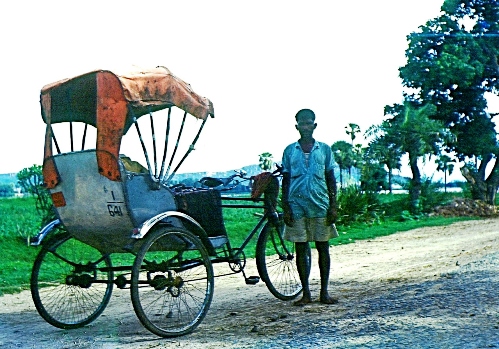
[345,123,361,146]
[345,124,364,173]
[399,0,499,204]
[331,141,355,187]
[17,165,54,225]
[258,152,274,171]
[365,121,403,193]
[384,102,450,213]
[435,154,455,192]
[360,148,388,193]
[0,184,14,197]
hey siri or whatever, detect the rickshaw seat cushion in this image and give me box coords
[120,155,148,174]
[174,189,227,237]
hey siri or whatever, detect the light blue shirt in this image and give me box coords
[282,141,335,219]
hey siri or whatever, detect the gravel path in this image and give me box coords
[1,219,499,348]
[277,253,499,349]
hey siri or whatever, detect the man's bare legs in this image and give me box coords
[293,241,338,305]
[293,241,312,305]
[316,241,338,304]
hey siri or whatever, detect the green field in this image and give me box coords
[0,196,475,296]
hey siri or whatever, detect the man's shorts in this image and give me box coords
[283,217,339,242]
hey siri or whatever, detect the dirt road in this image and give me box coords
[1,219,499,348]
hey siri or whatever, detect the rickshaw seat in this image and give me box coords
[121,156,148,174]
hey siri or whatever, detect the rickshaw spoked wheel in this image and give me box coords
[130,226,214,338]
[30,230,114,329]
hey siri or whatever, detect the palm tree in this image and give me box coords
[385,101,452,213]
[365,122,403,194]
[258,152,274,171]
[435,155,454,193]
[345,123,361,146]
[331,141,355,187]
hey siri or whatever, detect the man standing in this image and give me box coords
[281,108,339,306]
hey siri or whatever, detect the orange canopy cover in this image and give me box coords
[40,66,214,188]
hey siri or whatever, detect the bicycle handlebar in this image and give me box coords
[198,169,248,190]
[198,165,282,191]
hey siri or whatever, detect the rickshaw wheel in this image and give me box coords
[131,226,214,338]
[30,230,113,329]
[256,219,306,301]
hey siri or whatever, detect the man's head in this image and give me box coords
[295,108,316,122]
[295,109,317,139]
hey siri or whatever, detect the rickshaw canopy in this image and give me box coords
[41,66,215,188]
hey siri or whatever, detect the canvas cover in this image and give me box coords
[40,67,214,188]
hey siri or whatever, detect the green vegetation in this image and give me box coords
[0,197,44,241]
[0,193,479,296]
[328,1,499,213]
[0,184,15,197]
[333,216,473,246]
[16,165,55,225]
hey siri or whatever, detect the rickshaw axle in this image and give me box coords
[66,274,93,288]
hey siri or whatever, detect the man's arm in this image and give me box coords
[325,169,338,225]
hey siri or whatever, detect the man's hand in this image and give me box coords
[326,206,338,226]
[283,204,294,227]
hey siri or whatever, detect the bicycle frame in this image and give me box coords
[220,196,269,260]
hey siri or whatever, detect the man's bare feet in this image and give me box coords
[293,297,312,306]
[320,295,339,305]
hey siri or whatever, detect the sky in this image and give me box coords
[1,0,466,180]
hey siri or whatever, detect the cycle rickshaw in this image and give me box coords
[30,66,303,337]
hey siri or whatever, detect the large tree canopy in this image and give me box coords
[398,0,499,204]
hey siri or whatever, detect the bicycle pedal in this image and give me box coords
[245,276,260,285]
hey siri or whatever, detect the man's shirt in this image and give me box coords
[282,141,335,219]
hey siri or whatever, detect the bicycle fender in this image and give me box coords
[30,219,61,246]
[131,211,214,253]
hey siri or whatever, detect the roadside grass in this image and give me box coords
[0,195,481,296]
[0,197,42,241]
[333,216,476,246]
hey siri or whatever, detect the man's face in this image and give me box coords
[296,117,316,138]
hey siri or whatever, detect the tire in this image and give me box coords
[131,227,214,337]
[30,230,113,329]
[256,219,305,300]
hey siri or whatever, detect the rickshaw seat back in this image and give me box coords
[48,150,178,253]
[48,150,135,252]
[174,189,227,238]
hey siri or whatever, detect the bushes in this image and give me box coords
[16,165,55,226]
[336,186,383,226]
[399,179,452,220]
[336,181,466,225]
[418,179,449,213]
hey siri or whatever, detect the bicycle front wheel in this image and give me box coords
[256,219,302,300]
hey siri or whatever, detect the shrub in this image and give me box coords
[337,185,383,226]
[419,178,448,213]
[17,165,55,225]
[0,184,15,197]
